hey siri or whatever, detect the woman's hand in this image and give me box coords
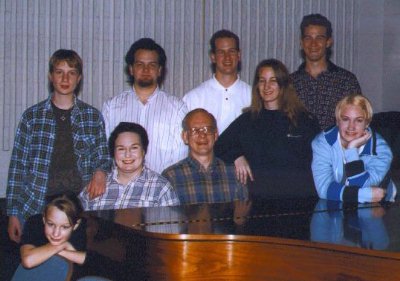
[347,130,371,149]
[370,187,386,203]
[234,156,254,185]
[62,241,76,251]
[58,242,86,265]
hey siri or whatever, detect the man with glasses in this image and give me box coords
[162,109,248,205]
[183,29,251,134]
[102,38,188,173]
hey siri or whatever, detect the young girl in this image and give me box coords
[12,193,87,281]
[312,94,397,203]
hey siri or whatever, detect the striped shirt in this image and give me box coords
[79,166,180,210]
[102,88,188,173]
[162,156,248,205]
[6,97,111,219]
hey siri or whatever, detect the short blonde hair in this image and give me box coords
[335,94,373,124]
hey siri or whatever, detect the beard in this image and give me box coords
[136,78,157,88]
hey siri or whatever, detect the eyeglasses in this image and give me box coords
[187,126,216,136]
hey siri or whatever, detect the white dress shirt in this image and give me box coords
[102,87,188,173]
[183,75,251,133]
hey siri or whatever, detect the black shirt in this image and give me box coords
[214,109,320,170]
[47,103,83,196]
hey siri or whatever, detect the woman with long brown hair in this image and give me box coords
[215,59,320,185]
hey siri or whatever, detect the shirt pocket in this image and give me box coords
[74,135,96,154]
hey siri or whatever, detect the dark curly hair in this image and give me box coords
[124,38,167,86]
[108,122,149,158]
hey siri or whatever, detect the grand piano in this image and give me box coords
[79,192,400,281]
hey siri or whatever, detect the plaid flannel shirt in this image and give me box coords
[162,156,248,205]
[79,166,180,210]
[6,96,111,219]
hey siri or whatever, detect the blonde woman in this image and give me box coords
[312,94,396,203]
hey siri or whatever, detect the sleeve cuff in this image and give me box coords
[7,208,19,217]
[357,187,373,203]
[345,160,365,177]
[342,185,360,202]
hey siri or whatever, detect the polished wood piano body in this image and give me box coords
[81,196,400,281]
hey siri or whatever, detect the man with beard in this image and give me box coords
[102,38,188,173]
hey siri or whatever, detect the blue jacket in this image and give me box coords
[312,126,396,203]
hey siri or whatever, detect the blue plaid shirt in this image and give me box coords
[162,156,248,205]
[79,166,180,210]
[6,96,111,219]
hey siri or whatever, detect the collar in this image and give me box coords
[132,86,159,103]
[297,60,339,74]
[111,165,146,185]
[324,126,376,155]
[211,74,241,90]
[45,95,79,112]
[187,155,219,172]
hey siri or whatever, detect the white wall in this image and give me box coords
[356,0,384,110]
[1,0,398,198]
[383,0,400,111]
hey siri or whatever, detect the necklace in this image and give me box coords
[51,101,73,122]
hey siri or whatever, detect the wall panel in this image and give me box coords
[0,0,360,197]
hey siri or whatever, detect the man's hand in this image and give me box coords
[347,130,371,149]
[234,156,254,185]
[8,215,22,243]
[86,170,107,199]
[370,187,386,203]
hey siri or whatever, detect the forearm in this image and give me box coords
[95,116,112,172]
[7,158,27,216]
[101,102,111,138]
[58,250,87,265]
[6,186,21,216]
[214,120,244,163]
[21,244,64,268]
[215,142,243,164]
[7,118,31,215]
[312,155,341,200]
